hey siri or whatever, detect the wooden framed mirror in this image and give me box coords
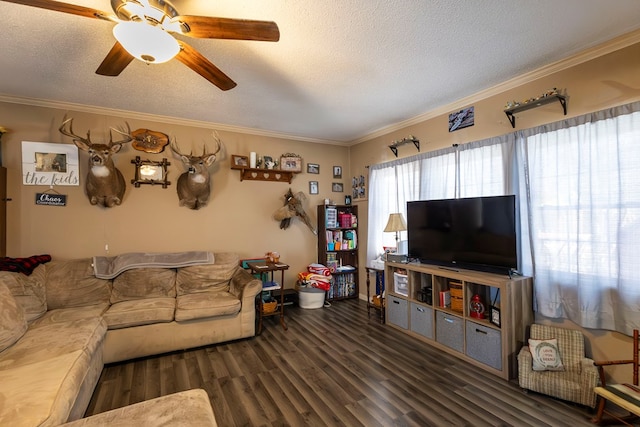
[131,156,171,188]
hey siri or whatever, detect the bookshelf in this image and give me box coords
[385,261,533,380]
[317,204,359,301]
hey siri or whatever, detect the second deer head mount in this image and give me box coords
[170,131,222,210]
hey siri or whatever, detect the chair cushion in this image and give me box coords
[0,282,27,352]
[529,338,565,371]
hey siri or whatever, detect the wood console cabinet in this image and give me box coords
[385,261,533,380]
[317,204,358,301]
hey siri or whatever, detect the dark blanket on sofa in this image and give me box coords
[0,254,51,275]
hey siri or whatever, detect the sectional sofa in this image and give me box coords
[0,252,262,426]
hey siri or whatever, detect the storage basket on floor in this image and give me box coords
[298,286,325,309]
[262,300,278,314]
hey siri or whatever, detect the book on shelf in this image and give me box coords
[439,290,451,308]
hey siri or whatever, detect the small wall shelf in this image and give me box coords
[232,167,296,183]
[504,94,567,128]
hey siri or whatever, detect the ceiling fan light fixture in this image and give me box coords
[113,21,180,64]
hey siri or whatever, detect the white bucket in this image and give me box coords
[298,286,326,309]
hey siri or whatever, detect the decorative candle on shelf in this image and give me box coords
[250,152,257,168]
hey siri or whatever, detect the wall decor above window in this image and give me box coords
[448,106,474,132]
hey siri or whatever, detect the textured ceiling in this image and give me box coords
[1,0,640,143]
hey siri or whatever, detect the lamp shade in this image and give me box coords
[113,21,180,64]
[384,213,407,233]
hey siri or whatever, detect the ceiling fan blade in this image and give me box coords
[171,16,279,41]
[175,41,237,91]
[96,42,134,76]
[0,0,114,21]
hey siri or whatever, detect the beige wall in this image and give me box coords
[3,37,640,382]
[0,102,350,282]
[351,41,640,379]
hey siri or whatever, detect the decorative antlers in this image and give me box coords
[59,117,133,150]
[170,131,221,159]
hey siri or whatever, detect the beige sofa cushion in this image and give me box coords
[46,259,112,309]
[0,317,106,426]
[0,264,47,322]
[30,303,110,329]
[59,389,217,427]
[111,268,176,303]
[175,290,241,321]
[0,282,27,353]
[176,252,239,295]
[104,298,176,329]
[0,317,106,370]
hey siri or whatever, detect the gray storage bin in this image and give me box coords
[465,321,502,370]
[410,302,433,339]
[387,295,408,329]
[435,311,463,352]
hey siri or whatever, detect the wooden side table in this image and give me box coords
[247,260,289,334]
[365,267,385,323]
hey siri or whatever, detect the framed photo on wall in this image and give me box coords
[332,182,343,192]
[280,154,302,172]
[21,141,79,186]
[231,155,249,169]
[307,163,319,174]
[333,166,342,178]
[309,181,319,195]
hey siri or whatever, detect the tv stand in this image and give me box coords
[438,266,459,273]
[385,261,533,380]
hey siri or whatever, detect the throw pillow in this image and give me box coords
[529,338,565,371]
[0,282,28,352]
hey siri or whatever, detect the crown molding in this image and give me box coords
[0,94,345,146]
[2,28,639,148]
[349,28,640,146]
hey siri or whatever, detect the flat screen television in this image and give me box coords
[407,195,518,274]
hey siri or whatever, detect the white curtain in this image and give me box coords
[367,149,456,265]
[367,101,640,334]
[519,103,640,334]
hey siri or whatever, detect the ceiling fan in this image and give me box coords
[1,0,280,90]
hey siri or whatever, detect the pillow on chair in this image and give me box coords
[529,338,565,371]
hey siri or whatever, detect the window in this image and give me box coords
[368,102,640,334]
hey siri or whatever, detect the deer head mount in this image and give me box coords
[171,132,222,210]
[59,118,132,208]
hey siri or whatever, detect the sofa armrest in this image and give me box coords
[581,357,600,384]
[230,268,262,300]
[517,345,533,378]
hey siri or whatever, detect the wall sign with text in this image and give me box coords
[35,192,67,207]
[21,141,79,186]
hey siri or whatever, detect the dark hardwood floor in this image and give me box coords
[86,299,600,426]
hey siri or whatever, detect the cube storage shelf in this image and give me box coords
[385,261,533,380]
